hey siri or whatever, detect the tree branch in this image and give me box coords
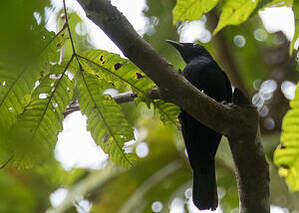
[74,1,270,212]
[63,89,161,117]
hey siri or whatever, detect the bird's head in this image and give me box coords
[166,40,211,63]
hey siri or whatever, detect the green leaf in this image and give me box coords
[76,50,180,127]
[274,83,299,191]
[7,61,74,168]
[213,0,259,35]
[36,159,85,187]
[0,28,66,141]
[172,0,219,25]
[77,50,154,99]
[153,100,180,127]
[76,70,136,168]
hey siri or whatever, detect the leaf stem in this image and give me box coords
[62,0,82,69]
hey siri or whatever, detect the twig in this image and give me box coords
[62,0,82,69]
[63,89,161,117]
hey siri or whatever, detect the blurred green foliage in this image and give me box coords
[0,1,50,67]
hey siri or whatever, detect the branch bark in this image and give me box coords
[63,89,161,117]
[75,0,270,212]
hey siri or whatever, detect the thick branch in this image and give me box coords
[75,1,269,212]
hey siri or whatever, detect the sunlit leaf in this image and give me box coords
[75,70,136,168]
[274,83,299,190]
[77,50,154,99]
[213,0,259,35]
[153,100,180,128]
[0,28,66,143]
[172,0,219,25]
[7,61,74,168]
[76,50,180,126]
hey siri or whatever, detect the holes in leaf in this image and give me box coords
[65,71,74,80]
[49,74,61,80]
[114,63,122,70]
[105,96,111,100]
[102,134,109,143]
[136,73,144,79]
[2,81,6,86]
[39,93,48,99]
[99,55,106,64]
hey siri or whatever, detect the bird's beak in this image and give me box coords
[166,40,184,50]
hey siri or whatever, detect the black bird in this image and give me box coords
[166,40,232,211]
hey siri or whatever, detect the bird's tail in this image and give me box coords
[192,163,218,211]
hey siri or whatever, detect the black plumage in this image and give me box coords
[166,40,232,211]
